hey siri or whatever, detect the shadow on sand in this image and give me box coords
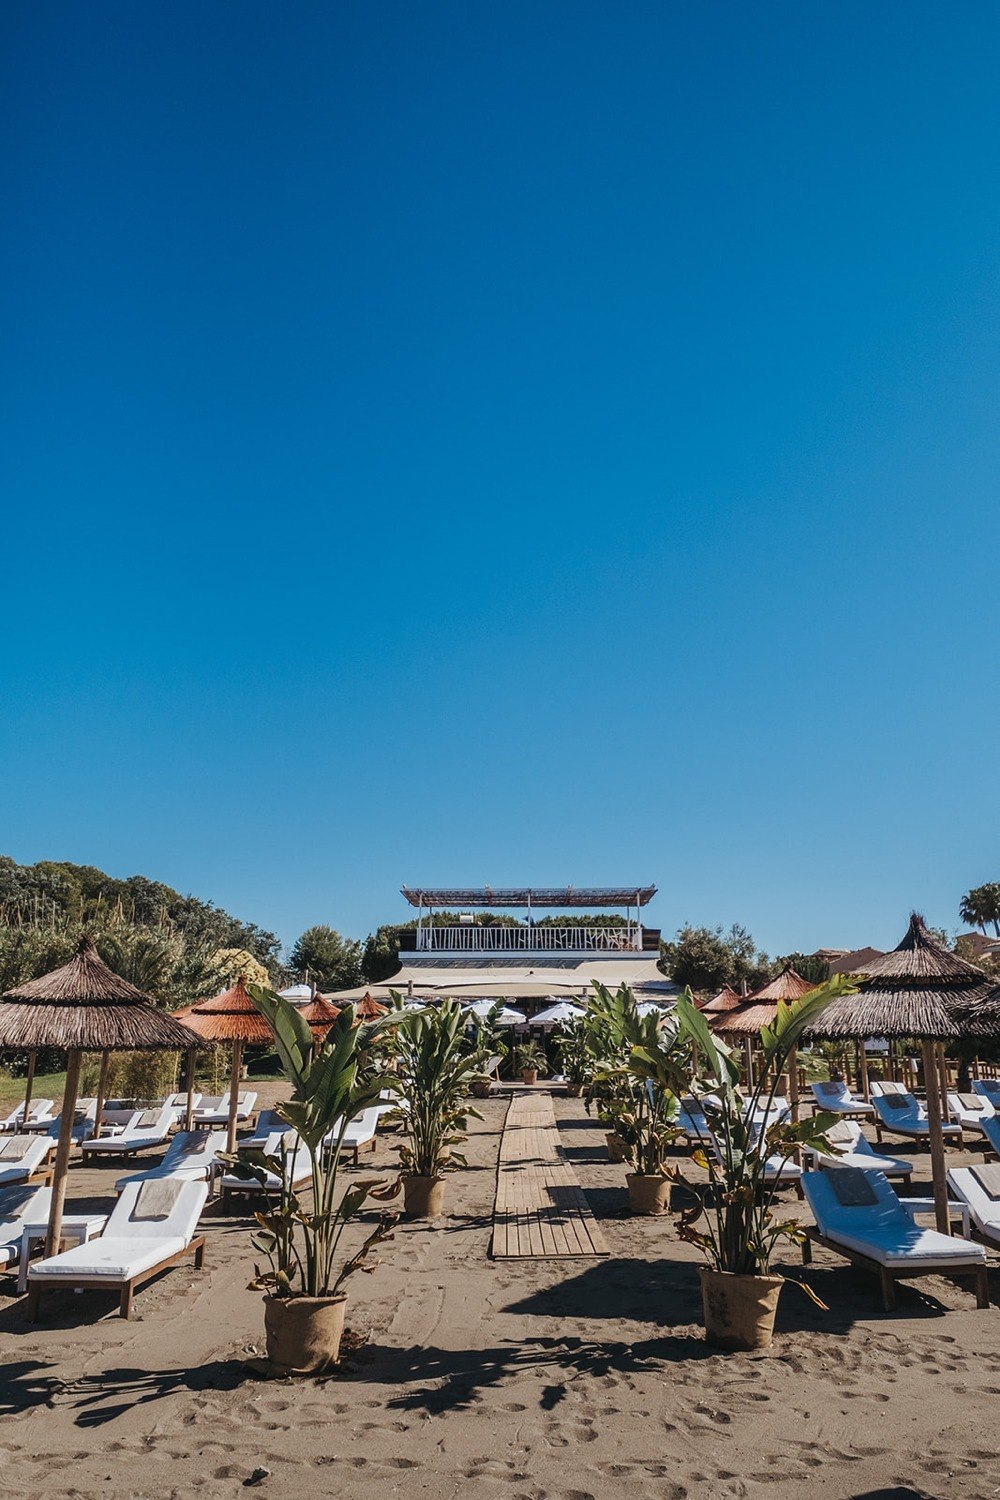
[0,1357,248,1427]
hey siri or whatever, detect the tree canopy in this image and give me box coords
[960,883,1000,936]
[290,925,363,990]
[658,923,773,995]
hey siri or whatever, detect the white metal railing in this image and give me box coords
[415,925,642,953]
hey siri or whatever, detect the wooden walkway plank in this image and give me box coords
[491,1092,609,1260]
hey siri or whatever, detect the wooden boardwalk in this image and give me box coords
[491,1092,609,1260]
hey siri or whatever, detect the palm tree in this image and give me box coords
[960,886,991,935]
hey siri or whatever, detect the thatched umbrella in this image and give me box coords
[699,984,744,1016]
[807,913,996,1232]
[354,992,387,1023]
[0,937,203,1257]
[298,993,342,1047]
[171,977,274,1152]
[717,965,816,1108]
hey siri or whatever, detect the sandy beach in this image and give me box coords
[1,1086,998,1500]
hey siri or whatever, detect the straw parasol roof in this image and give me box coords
[699,984,744,1016]
[0,935,206,1263]
[0,936,203,1051]
[298,993,342,1041]
[172,976,275,1046]
[806,914,996,1041]
[353,992,388,1022]
[717,964,816,1036]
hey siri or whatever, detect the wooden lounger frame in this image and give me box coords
[26,1235,206,1321]
[801,1225,989,1311]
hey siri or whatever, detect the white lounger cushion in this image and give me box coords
[811,1121,912,1177]
[29,1236,188,1281]
[219,1132,308,1192]
[0,1136,49,1183]
[29,1178,207,1284]
[803,1170,985,1267]
[948,1167,1000,1247]
[115,1130,227,1192]
[872,1095,961,1136]
[82,1103,174,1153]
[0,1186,52,1265]
[1,1099,55,1129]
[973,1080,1000,1106]
[810,1082,874,1115]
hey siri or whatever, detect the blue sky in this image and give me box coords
[3,3,999,958]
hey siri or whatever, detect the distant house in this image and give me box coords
[815,946,885,977]
[957,931,1000,959]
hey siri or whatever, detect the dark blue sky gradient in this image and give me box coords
[3,4,999,955]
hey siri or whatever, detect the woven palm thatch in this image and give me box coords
[298,993,342,1039]
[0,937,203,1052]
[714,964,816,1036]
[171,976,275,1046]
[699,984,744,1015]
[354,992,388,1022]
[806,914,997,1041]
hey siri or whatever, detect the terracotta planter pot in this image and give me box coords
[403,1173,446,1218]
[471,1080,492,1099]
[521,1069,538,1085]
[699,1266,783,1351]
[626,1172,671,1215]
[564,1082,583,1098]
[263,1294,347,1375]
[605,1132,626,1163]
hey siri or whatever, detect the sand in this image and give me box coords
[1,1085,998,1500]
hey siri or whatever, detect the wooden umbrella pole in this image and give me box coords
[937,1043,951,1124]
[858,1043,870,1102]
[93,1049,110,1141]
[227,1040,242,1155]
[743,1037,754,1088]
[45,1049,82,1259]
[22,1049,37,1123]
[788,1046,800,1123]
[921,1040,950,1235]
[184,1048,197,1133]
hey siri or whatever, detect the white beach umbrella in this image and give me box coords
[465,1000,527,1026]
[530,1000,585,1027]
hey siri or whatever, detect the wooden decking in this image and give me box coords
[491,1092,609,1259]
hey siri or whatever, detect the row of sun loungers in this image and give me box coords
[0,1093,395,1317]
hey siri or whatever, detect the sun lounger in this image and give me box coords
[193,1091,258,1127]
[323,1106,381,1164]
[708,1127,803,1191]
[80,1103,174,1159]
[218,1131,310,1206]
[948,1091,995,1133]
[810,1080,874,1117]
[164,1092,202,1125]
[805,1119,913,1182]
[0,1099,55,1133]
[114,1130,227,1192]
[800,1168,988,1310]
[871,1080,909,1097]
[947,1164,1000,1252]
[0,1186,52,1269]
[26,1177,208,1320]
[973,1080,1000,1110]
[241,1109,286,1149]
[677,1100,712,1144]
[0,1134,54,1187]
[37,1099,98,1144]
[872,1093,963,1145]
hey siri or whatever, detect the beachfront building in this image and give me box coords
[327,885,676,1015]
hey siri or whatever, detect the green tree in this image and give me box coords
[290,925,363,991]
[659,923,773,995]
[960,884,1000,937]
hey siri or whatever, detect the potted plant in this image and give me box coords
[588,984,688,1214]
[228,987,403,1376]
[392,999,486,1218]
[466,1002,508,1097]
[516,1039,545,1085]
[672,977,853,1351]
[554,1021,590,1097]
